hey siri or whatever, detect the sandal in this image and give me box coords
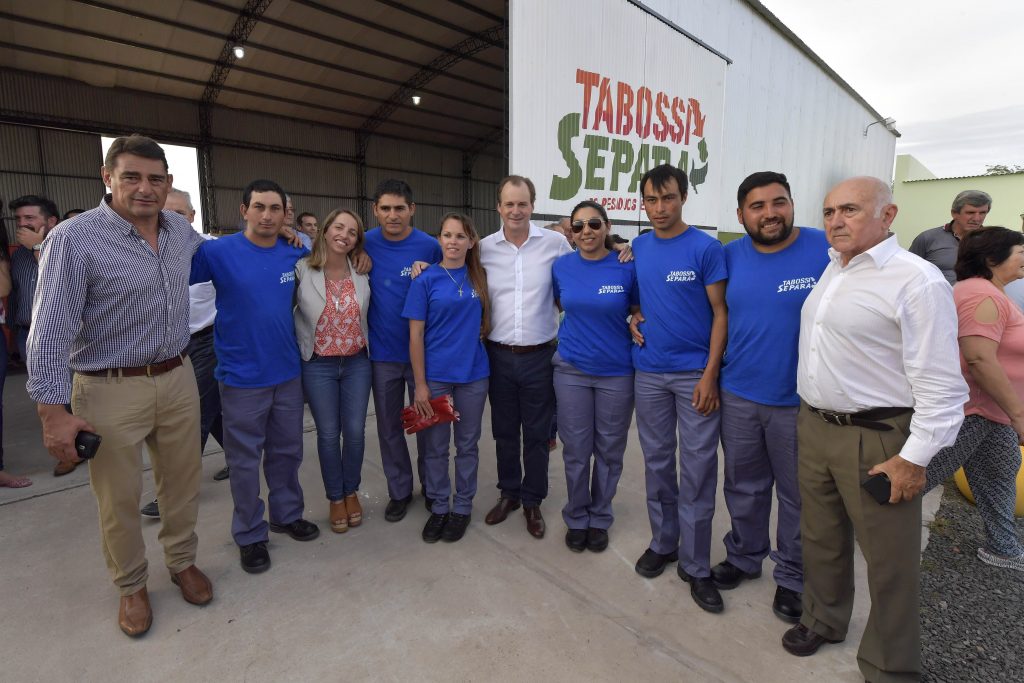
[0,472,32,488]
[345,493,362,527]
[329,499,348,534]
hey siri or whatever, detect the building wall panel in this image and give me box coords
[641,0,898,231]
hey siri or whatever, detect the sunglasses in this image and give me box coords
[570,218,605,233]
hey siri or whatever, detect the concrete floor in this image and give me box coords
[0,372,941,682]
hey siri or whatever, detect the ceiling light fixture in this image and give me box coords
[411,95,421,106]
[232,45,246,59]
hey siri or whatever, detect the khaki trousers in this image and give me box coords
[71,361,202,596]
[797,403,921,683]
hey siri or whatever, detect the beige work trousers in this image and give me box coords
[797,403,922,683]
[71,360,201,596]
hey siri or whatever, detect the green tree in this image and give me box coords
[984,164,1024,175]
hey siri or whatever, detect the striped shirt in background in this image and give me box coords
[27,197,205,405]
[9,246,39,328]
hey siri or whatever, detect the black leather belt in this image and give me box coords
[487,340,556,354]
[191,324,214,338]
[807,405,912,432]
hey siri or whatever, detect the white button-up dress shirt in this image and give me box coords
[797,235,968,466]
[480,222,573,346]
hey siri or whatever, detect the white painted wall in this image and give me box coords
[639,0,897,233]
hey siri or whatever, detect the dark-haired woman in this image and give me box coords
[925,226,1024,571]
[295,209,371,534]
[552,200,638,553]
[0,220,28,488]
[404,213,490,544]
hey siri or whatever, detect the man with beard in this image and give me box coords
[713,172,830,623]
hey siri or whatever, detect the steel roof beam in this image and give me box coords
[356,23,505,156]
[294,0,502,68]
[0,10,503,114]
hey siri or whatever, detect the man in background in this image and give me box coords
[908,190,991,285]
[140,189,228,520]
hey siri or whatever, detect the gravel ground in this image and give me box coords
[920,481,1024,682]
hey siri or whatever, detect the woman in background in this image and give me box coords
[925,226,1024,572]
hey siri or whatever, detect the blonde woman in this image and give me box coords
[294,209,371,533]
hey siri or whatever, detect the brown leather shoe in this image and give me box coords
[524,506,545,538]
[53,459,83,477]
[170,565,213,606]
[345,493,362,527]
[781,623,842,657]
[118,587,153,637]
[330,499,349,534]
[484,496,521,525]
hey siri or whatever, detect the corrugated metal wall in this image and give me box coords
[0,70,503,238]
[642,0,899,233]
[0,123,106,240]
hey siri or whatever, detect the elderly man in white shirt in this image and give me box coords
[781,177,968,683]
[479,176,574,538]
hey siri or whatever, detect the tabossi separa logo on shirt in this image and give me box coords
[280,271,296,284]
[400,266,413,278]
[777,277,816,293]
[666,270,696,282]
[597,285,625,294]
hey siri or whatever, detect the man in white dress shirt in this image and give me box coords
[781,176,968,683]
[479,176,574,538]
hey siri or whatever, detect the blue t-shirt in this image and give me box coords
[721,228,830,406]
[190,233,308,388]
[552,251,638,376]
[401,265,489,384]
[631,227,728,373]
[364,227,443,363]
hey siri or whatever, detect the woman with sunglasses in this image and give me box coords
[403,213,491,544]
[294,209,372,534]
[552,200,639,553]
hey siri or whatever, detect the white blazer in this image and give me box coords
[293,256,371,361]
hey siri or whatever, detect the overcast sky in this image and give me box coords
[761,0,1024,178]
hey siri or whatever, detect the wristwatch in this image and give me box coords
[32,243,43,252]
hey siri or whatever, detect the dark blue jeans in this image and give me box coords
[302,349,372,501]
[186,326,223,451]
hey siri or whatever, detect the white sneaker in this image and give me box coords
[976,547,1024,572]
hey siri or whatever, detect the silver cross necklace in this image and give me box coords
[440,265,467,297]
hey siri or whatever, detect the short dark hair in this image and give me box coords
[497,175,536,204]
[296,212,316,223]
[639,164,688,198]
[63,209,85,220]
[955,226,1024,281]
[104,134,168,172]
[373,179,414,205]
[10,194,59,220]
[242,179,287,209]
[737,171,792,207]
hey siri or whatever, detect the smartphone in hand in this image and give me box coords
[861,472,891,505]
[74,431,102,460]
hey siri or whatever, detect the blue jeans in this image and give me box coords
[302,349,372,501]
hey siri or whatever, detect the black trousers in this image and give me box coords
[486,343,556,507]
